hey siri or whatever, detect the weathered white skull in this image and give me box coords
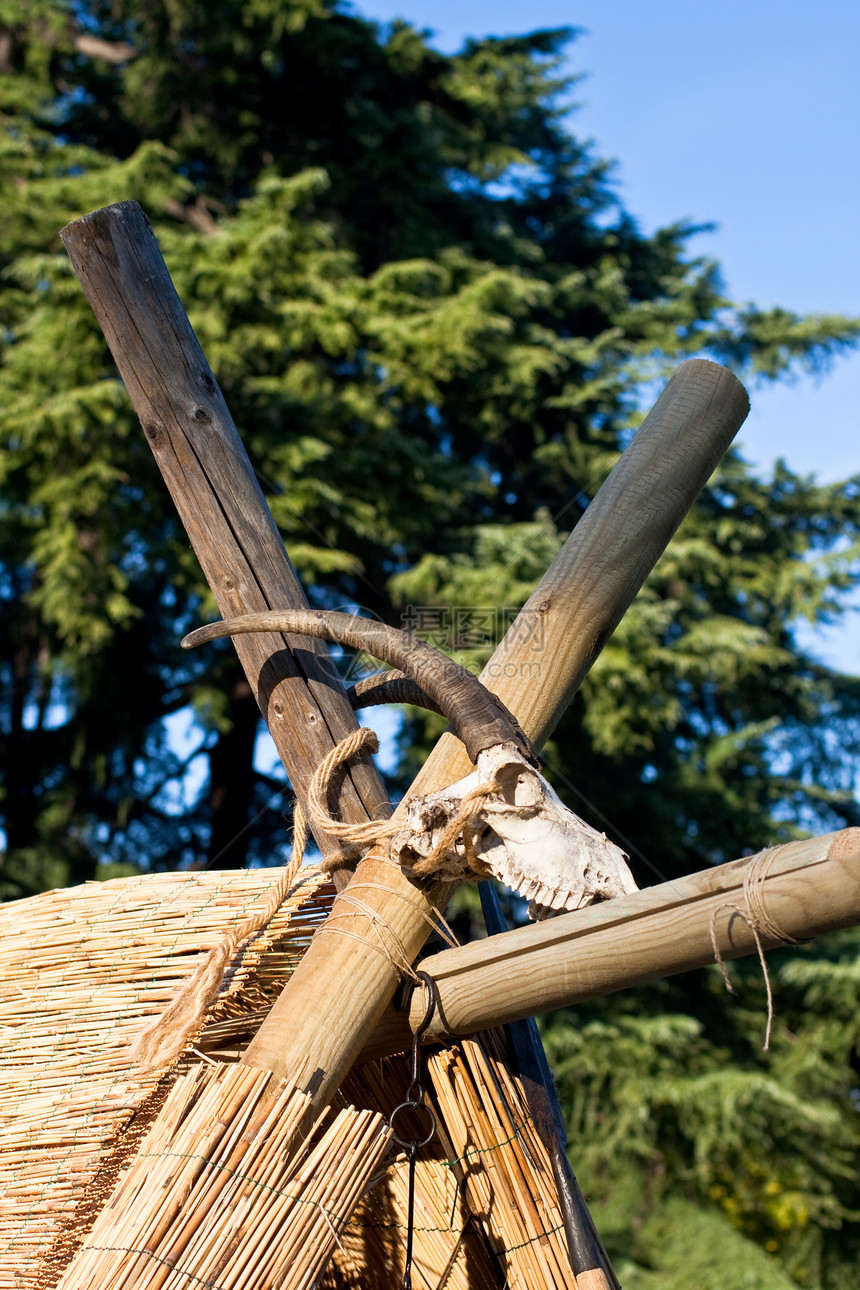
[181,610,637,919]
[391,742,637,919]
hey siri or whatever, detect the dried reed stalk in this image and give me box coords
[322,1032,576,1290]
[2,870,584,1289]
[55,1062,391,1290]
[426,1035,572,1290]
[324,1060,501,1290]
[0,867,333,1287]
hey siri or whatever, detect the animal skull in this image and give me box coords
[182,610,637,917]
[391,741,638,919]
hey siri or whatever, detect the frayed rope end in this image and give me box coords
[128,938,237,1074]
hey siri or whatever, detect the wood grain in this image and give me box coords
[360,828,860,1059]
[241,359,750,1111]
[60,202,390,872]
[57,205,749,1280]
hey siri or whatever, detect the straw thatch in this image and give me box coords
[57,1063,391,1290]
[327,1035,572,1289]
[0,866,332,1285]
[0,868,574,1288]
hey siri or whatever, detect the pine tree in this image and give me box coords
[1,4,860,1281]
[541,930,860,1287]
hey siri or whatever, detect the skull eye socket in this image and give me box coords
[492,761,542,808]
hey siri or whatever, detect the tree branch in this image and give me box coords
[73,34,137,64]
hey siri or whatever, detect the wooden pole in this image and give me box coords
[359,828,860,1059]
[241,359,750,1109]
[59,201,390,875]
[58,204,747,1280]
[480,881,620,1290]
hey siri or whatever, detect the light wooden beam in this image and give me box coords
[360,828,860,1060]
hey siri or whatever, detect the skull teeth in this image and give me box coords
[483,850,592,914]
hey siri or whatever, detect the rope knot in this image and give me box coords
[306,726,400,867]
[129,726,405,1074]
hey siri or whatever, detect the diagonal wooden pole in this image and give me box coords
[241,358,750,1109]
[60,201,391,879]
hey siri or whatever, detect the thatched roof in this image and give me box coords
[0,869,571,1287]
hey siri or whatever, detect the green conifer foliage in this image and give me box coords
[1,3,859,1280]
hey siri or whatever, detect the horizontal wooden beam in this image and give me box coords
[360,828,860,1060]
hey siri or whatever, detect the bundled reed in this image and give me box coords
[324,1060,499,1289]
[427,1036,571,1289]
[0,868,580,1288]
[55,1062,391,1290]
[0,867,333,1285]
[323,1033,573,1289]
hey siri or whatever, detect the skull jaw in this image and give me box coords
[391,742,638,919]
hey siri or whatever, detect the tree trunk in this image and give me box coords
[207,674,260,869]
[4,635,36,856]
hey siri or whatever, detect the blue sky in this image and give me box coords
[350,0,860,480]
[348,0,860,671]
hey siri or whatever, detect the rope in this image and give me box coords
[318,891,424,982]
[316,881,458,980]
[129,725,490,1073]
[305,726,501,881]
[129,727,427,1072]
[305,727,400,863]
[708,846,800,1051]
[128,811,309,1073]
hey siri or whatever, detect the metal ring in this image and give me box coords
[388,1099,437,1150]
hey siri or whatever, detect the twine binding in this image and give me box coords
[708,845,800,1050]
[317,881,458,980]
[130,726,497,1072]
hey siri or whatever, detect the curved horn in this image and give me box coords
[345,671,446,718]
[181,610,534,765]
